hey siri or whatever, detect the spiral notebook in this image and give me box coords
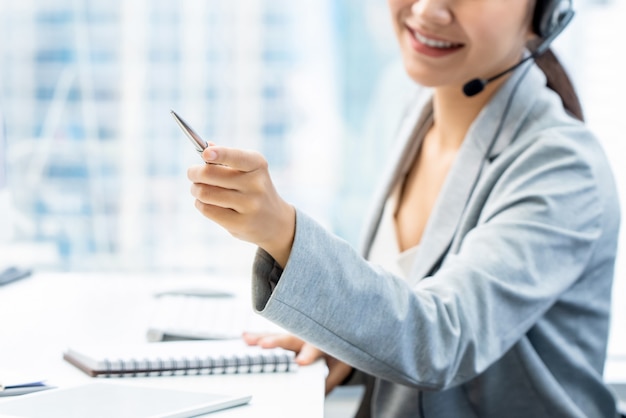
[63,340,297,378]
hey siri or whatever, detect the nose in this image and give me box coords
[410,0,452,26]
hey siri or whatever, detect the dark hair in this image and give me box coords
[531,0,583,121]
[534,46,584,122]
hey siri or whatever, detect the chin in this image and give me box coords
[402,66,439,88]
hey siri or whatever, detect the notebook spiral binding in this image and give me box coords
[100,351,296,378]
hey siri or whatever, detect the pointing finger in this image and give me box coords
[202,146,267,173]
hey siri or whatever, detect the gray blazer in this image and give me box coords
[251,62,621,417]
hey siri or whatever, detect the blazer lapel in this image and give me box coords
[408,63,541,285]
[408,124,491,283]
[360,88,434,257]
[361,61,541,285]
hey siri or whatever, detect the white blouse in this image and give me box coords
[367,185,419,280]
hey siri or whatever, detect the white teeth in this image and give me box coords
[413,31,458,48]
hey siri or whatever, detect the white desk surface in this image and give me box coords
[0,272,327,417]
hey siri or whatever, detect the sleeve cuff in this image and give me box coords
[251,247,284,312]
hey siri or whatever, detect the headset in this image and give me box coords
[533,0,574,40]
[463,0,575,97]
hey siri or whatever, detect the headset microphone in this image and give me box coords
[462,54,536,97]
[462,5,574,97]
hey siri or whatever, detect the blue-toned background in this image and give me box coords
[0,0,624,353]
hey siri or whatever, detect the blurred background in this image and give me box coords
[0,0,624,355]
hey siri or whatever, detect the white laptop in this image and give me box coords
[0,382,251,418]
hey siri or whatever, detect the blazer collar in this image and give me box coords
[361,62,546,285]
[359,87,433,257]
[410,63,546,283]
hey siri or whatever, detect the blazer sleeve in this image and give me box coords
[251,131,616,390]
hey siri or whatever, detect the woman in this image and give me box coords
[187,0,621,416]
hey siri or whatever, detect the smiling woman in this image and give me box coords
[185,0,623,416]
[388,0,532,93]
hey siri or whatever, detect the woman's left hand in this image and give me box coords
[187,145,296,267]
[243,332,354,395]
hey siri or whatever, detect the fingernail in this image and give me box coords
[206,150,217,161]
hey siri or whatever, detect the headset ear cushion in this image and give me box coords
[533,0,560,38]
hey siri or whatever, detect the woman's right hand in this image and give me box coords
[187,146,296,268]
[243,332,354,395]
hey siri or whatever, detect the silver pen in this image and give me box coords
[170,110,208,157]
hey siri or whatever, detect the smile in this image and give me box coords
[412,30,462,49]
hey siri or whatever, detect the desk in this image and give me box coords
[0,272,327,417]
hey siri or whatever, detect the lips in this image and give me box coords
[406,26,464,57]
[413,30,462,48]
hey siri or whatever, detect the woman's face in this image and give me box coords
[388,0,535,91]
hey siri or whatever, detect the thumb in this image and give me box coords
[295,344,323,365]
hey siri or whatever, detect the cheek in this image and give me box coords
[462,2,528,46]
[464,9,503,43]
[387,0,405,13]
[465,15,526,62]
[387,0,404,35]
